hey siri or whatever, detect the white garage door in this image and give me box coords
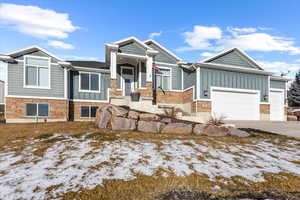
[270,90,285,121]
[211,87,260,120]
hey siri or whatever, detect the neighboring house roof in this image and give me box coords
[144,39,182,62]
[7,45,63,61]
[68,61,109,69]
[199,47,263,70]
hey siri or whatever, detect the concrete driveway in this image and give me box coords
[227,121,300,139]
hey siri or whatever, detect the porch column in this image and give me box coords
[106,44,119,97]
[144,50,158,98]
[146,54,153,82]
[110,48,118,79]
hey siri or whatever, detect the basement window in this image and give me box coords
[26,103,49,117]
[80,106,98,118]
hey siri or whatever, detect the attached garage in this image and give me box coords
[270,89,285,121]
[211,87,260,120]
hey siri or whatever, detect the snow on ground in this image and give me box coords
[0,134,299,199]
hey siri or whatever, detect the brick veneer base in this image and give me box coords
[5,97,68,121]
[69,101,108,121]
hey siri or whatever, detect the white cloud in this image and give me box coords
[47,40,74,50]
[149,31,162,39]
[62,55,99,61]
[177,25,300,55]
[0,3,78,39]
[200,52,214,57]
[176,26,222,52]
[258,60,300,77]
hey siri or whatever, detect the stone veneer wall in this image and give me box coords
[156,87,194,104]
[5,97,68,122]
[137,82,153,97]
[69,101,108,121]
[260,104,270,121]
[109,78,122,96]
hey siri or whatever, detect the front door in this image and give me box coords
[121,67,134,96]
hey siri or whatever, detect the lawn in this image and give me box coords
[0,122,299,200]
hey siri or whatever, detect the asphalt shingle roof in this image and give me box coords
[68,61,109,69]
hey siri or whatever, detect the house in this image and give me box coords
[0,36,289,123]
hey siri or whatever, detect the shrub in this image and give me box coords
[163,107,183,119]
[206,114,226,126]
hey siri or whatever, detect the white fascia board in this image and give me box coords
[117,52,147,60]
[7,45,64,61]
[6,95,67,100]
[113,36,152,50]
[197,62,273,75]
[0,55,15,62]
[270,76,291,81]
[71,66,110,73]
[144,39,182,61]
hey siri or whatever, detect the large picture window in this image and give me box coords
[80,106,98,118]
[155,68,171,90]
[24,56,50,88]
[26,103,49,117]
[79,72,100,92]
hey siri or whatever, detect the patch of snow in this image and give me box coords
[0,135,299,199]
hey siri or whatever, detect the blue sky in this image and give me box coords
[1,0,300,79]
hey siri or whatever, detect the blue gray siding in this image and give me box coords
[119,42,146,56]
[14,50,59,63]
[183,69,196,89]
[270,80,286,89]
[199,68,269,102]
[148,43,177,64]
[207,50,258,69]
[70,71,109,101]
[7,61,65,98]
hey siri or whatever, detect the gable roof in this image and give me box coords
[7,45,63,61]
[144,39,182,61]
[200,48,263,70]
[112,36,152,50]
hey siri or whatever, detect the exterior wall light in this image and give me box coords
[203,90,208,97]
[263,95,268,101]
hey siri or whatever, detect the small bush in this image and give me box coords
[206,115,226,126]
[163,107,183,119]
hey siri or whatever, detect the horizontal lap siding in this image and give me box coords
[70,71,109,101]
[8,62,65,98]
[200,68,269,102]
[15,50,59,63]
[119,42,146,56]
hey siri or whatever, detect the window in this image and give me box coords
[26,103,49,117]
[24,56,50,88]
[80,106,98,118]
[155,68,171,90]
[79,72,100,92]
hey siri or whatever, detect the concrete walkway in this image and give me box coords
[227,121,300,139]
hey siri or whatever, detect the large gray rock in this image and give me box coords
[227,127,250,137]
[109,106,128,117]
[111,117,136,131]
[139,113,160,121]
[137,121,163,133]
[161,117,172,123]
[128,110,139,120]
[161,123,192,134]
[96,108,112,129]
[196,125,229,137]
[193,124,206,135]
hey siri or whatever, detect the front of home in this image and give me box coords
[0,36,289,123]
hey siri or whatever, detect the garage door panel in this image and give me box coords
[270,90,284,121]
[212,89,260,120]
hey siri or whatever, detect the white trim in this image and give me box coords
[120,66,135,96]
[199,47,263,70]
[197,62,272,75]
[270,88,285,92]
[6,95,67,100]
[270,76,291,81]
[16,59,61,66]
[144,39,182,61]
[64,68,68,99]
[72,66,110,73]
[154,61,178,66]
[23,55,51,89]
[117,52,147,60]
[211,86,260,94]
[268,76,271,103]
[25,102,49,117]
[196,67,200,99]
[181,68,184,90]
[71,99,109,103]
[7,45,63,61]
[197,98,212,101]
[138,60,146,89]
[78,71,101,93]
[113,36,152,50]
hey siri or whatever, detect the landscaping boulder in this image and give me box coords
[196,125,229,137]
[161,117,172,123]
[111,117,136,131]
[227,127,250,137]
[193,124,206,135]
[139,113,160,121]
[137,121,164,133]
[161,123,192,134]
[128,110,139,120]
[96,108,112,129]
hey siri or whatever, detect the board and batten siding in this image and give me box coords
[183,69,196,99]
[7,61,65,98]
[119,42,146,56]
[270,80,286,89]
[148,43,177,64]
[208,50,257,69]
[199,68,269,102]
[69,71,109,101]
